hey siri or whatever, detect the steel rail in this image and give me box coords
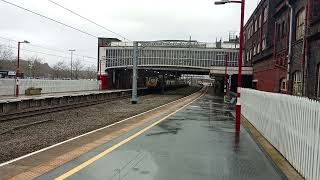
[0,94,132,122]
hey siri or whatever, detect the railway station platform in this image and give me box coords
[0,89,135,102]
[0,87,283,179]
[0,89,148,120]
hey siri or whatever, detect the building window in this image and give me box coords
[247,49,252,62]
[277,23,281,40]
[253,20,255,33]
[246,51,249,62]
[259,14,262,28]
[317,64,320,98]
[296,8,306,40]
[262,38,266,50]
[253,45,256,55]
[263,6,268,22]
[255,18,258,32]
[280,78,287,93]
[293,71,303,96]
[251,24,254,36]
[242,52,246,64]
[281,21,286,37]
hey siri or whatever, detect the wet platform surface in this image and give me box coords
[39,92,282,180]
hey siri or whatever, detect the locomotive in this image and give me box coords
[146,77,159,89]
[146,77,187,89]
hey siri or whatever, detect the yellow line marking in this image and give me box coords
[55,90,206,180]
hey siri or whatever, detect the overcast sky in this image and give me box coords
[0,0,261,67]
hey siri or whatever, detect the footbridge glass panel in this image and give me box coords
[102,42,239,70]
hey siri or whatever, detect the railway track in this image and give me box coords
[0,86,201,136]
[0,94,133,135]
[0,95,131,122]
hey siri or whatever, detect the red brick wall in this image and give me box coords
[253,57,287,92]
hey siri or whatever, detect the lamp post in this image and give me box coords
[131,41,138,104]
[68,49,76,80]
[15,40,30,97]
[215,0,245,132]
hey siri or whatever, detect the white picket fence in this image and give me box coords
[241,88,320,180]
[0,79,100,96]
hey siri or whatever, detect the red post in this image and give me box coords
[224,52,229,102]
[15,42,21,97]
[236,0,245,132]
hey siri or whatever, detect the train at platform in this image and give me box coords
[146,77,188,90]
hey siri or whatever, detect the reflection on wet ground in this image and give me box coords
[131,92,281,180]
[40,89,283,180]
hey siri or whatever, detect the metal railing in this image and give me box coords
[241,88,320,180]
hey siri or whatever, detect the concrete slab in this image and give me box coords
[39,91,282,180]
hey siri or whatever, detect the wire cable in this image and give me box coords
[0,0,98,38]
[0,36,97,60]
[1,43,97,64]
[47,0,129,41]
[21,49,97,64]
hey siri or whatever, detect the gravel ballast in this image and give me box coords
[0,86,200,163]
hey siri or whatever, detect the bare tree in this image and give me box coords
[72,59,84,79]
[27,56,42,78]
[52,60,67,79]
[84,64,97,79]
[0,45,14,61]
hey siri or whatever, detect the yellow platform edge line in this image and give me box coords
[55,89,206,180]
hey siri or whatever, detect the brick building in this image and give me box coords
[306,0,320,100]
[244,0,320,99]
[244,0,285,92]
